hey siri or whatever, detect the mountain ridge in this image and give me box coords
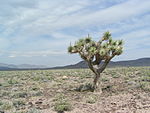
[0,63,47,70]
[0,58,150,70]
[50,58,150,69]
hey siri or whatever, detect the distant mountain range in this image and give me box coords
[51,58,150,69]
[0,63,47,70]
[0,58,150,70]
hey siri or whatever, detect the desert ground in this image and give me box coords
[0,67,150,113]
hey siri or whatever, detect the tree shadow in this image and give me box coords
[74,83,95,92]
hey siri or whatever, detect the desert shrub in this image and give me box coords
[53,94,72,113]
[141,76,150,82]
[32,75,53,82]
[13,111,27,113]
[8,78,19,85]
[0,101,3,106]
[27,108,41,113]
[13,99,26,108]
[0,91,11,97]
[12,92,28,98]
[54,101,71,113]
[86,95,97,104]
[101,77,109,82]
[140,81,150,91]
[31,91,43,97]
[111,71,120,78]
[0,101,13,110]
[2,82,10,87]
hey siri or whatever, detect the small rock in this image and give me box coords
[35,101,42,104]
[62,76,68,79]
[12,87,18,91]
[28,102,33,105]
[135,71,140,75]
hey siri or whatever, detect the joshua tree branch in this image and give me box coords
[92,54,102,65]
[98,55,115,73]
[87,60,97,75]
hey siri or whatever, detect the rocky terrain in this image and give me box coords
[0,67,150,113]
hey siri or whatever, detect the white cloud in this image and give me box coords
[8,55,16,58]
[4,50,67,58]
[21,0,150,35]
[1,0,150,37]
[0,0,149,66]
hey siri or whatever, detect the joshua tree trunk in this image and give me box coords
[87,59,111,92]
[88,61,101,91]
[93,74,100,90]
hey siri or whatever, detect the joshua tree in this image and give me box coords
[68,31,123,91]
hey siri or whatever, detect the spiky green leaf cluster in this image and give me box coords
[68,31,123,61]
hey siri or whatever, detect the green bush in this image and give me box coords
[8,78,19,85]
[54,101,71,113]
[86,95,97,104]
[12,92,28,98]
[27,108,41,113]
[13,99,26,108]
[54,94,72,112]
[140,81,150,91]
[0,101,13,110]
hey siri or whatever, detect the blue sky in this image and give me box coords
[0,0,150,67]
